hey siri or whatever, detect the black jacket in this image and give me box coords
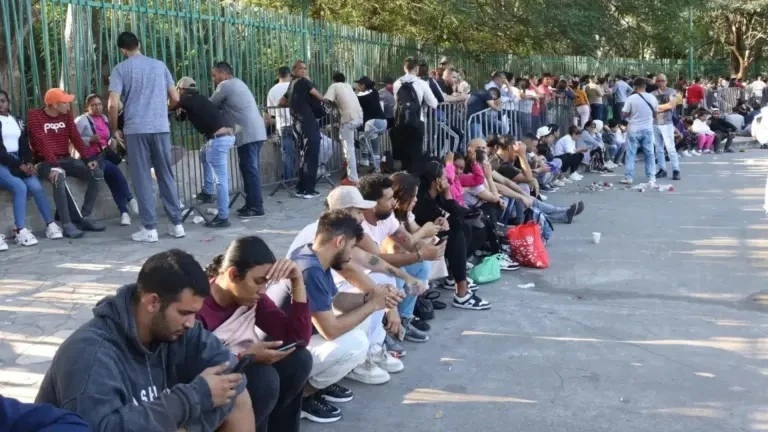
[0,115,33,177]
[709,118,737,133]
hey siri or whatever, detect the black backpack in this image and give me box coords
[394,80,422,128]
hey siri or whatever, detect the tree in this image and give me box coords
[707,0,768,78]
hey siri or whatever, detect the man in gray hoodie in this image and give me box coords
[35,249,255,432]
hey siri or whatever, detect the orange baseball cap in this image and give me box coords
[44,88,75,106]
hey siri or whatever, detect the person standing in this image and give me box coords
[613,76,632,120]
[174,77,235,228]
[267,67,295,181]
[325,72,363,186]
[651,73,681,180]
[355,76,387,172]
[378,76,396,130]
[585,75,605,122]
[107,31,185,243]
[210,61,268,219]
[620,77,658,185]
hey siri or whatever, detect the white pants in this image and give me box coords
[336,272,392,348]
[576,105,590,127]
[340,119,363,181]
[307,317,369,389]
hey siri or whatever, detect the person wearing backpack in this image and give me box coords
[391,57,438,174]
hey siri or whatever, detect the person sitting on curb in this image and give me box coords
[27,88,106,238]
[709,108,738,153]
[0,395,90,432]
[35,249,255,431]
[200,236,313,432]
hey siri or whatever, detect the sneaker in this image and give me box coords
[656,169,668,179]
[411,317,431,332]
[45,222,63,240]
[120,212,131,226]
[566,204,577,224]
[539,193,547,201]
[384,334,407,358]
[691,150,701,156]
[553,180,566,187]
[467,277,478,291]
[14,228,38,246]
[402,318,430,343]
[563,177,573,184]
[301,394,342,424]
[238,208,265,219]
[62,223,84,239]
[0,235,7,251]
[725,148,735,153]
[703,149,712,154]
[498,254,521,271]
[205,216,231,228]
[319,383,354,403]
[167,224,185,238]
[575,200,585,216]
[128,198,139,215]
[620,178,633,185]
[132,227,159,243]
[370,344,404,373]
[672,170,681,181]
[440,277,456,290]
[316,166,329,178]
[79,218,105,232]
[682,150,691,157]
[304,190,321,199]
[453,292,491,310]
[195,191,214,203]
[569,172,583,181]
[346,359,391,384]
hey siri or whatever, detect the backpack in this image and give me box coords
[394,81,422,128]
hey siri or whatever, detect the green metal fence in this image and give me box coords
[1,0,732,116]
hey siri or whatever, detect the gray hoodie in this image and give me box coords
[35,284,244,432]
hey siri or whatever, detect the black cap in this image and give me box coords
[355,75,374,87]
[381,76,394,85]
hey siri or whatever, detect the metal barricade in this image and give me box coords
[423,101,467,158]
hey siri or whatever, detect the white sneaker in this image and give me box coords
[553,180,566,187]
[132,228,159,243]
[369,344,404,373]
[682,150,691,157]
[0,235,8,251]
[539,194,548,201]
[570,173,583,181]
[563,177,573,184]
[14,228,38,246]
[703,149,711,154]
[45,222,63,240]
[128,199,139,215]
[120,213,131,226]
[167,224,185,238]
[346,359,391,384]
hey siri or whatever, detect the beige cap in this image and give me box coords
[327,186,376,210]
[176,76,197,89]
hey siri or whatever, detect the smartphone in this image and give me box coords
[230,355,255,373]
[435,236,447,246]
[278,341,304,352]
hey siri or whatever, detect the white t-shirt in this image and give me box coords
[553,135,576,156]
[752,80,766,97]
[0,115,21,153]
[325,82,363,124]
[622,92,658,132]
[266,82,291,130]
[361,214,400,247]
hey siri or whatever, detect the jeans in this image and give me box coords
[340,119,363,181]
[37,157,103,224]
[0,161,54,229]
[237,140,265,212]
[590,103,604,122]
[201,135,236,219]
[625,129,656,182]
[279,127,296,180]
[361,119,387,169]
[653,123,679,172]
[613,102,624,121]
[101,158,133,214]
[608,142,627,164]
[396,261,430,319]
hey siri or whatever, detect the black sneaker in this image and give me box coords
[672,170,681,180]
[566,204,576,224]
[236,204,248,214]
[575,200,585,216]
[301,394,341,423]
[195,191,214,203]
[411,317,431,332]
[319,383,354,403]
[79,217,105,232]
[303,190,321,199]
[204,216,231,228]
[725,148,735,153]
[452,292,491,310]
[238,208,265,219]
[656,169,668,179]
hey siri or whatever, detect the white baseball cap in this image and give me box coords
[536,125,555,138]
[327,186,376,210]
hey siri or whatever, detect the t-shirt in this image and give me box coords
[553,135,576,156]
[496,160,522,182]
[585,83,604,104]
[357,90,386,123]
[266,82,292,130]
[614,80,632,103]
[622,92,658,132]
[652,88,676,125]
[178,91,229,138]
[209,78,266,144]
[290,244,337,314]
[325,82,363,124]
[466,90,493,117]
[287,221,352,288]
[686,84,704,104]
[108,54,174,135]
[362,213,399,246]
[26,109,89,166]
[0,114,21,153]
[286,77,318,124]
[573,88,589,106]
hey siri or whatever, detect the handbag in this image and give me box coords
[506,221,550,269]
[468,255,501,284]
[414,293,435,321]
[85,115,124,165]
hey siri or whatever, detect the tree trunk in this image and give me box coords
[60,4,91,115]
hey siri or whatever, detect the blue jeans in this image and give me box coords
[590,103,604,122]
[396,261,430,319]
[237,140,265,212]
[0,162,54,229]
[279,127,295,180]
[201,135,236,219]
[101,158,133,214]
[625,129,656,182]
[361,119,387,168]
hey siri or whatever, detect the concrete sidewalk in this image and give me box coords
[2,149,768,431]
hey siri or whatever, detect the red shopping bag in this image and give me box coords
[506,222,549,269]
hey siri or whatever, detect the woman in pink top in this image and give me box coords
[443,152,465,206]
[75,94,136,225]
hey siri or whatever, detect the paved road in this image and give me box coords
[2,150,768,431]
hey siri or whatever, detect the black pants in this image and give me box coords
[245,348,313,432]
[715,131,734,152]
[444,219,468,283]
[555,153,582,174]
[293,120,320,193]
[390,122,424,174]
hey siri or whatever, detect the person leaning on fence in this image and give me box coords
[355,76,387,173]
[325,72,364,186]
[107,31,186,243]
[173,77,236,229]
[0,90,64,249]
[27,88,106,239]
[210,61,269,219]
[391,57,439,174]
[279,60,326,199]
[267,67,296,181]
[466,87,502,141]
[74,94,138,227]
